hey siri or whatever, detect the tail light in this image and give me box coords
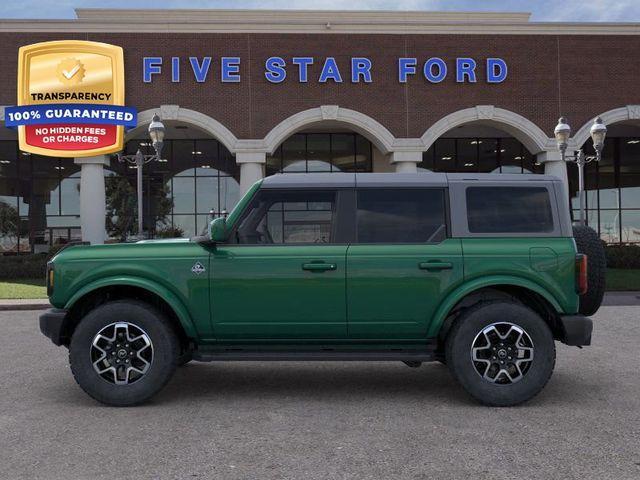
[46,263,54,296]
[575,254,588,295]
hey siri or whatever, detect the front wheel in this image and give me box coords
[69,300,179,406]
[445,301,556,407]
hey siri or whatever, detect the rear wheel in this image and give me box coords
[445,301,555,407]
[69,300,179,406]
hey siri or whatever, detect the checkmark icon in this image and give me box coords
[62,64,80,79]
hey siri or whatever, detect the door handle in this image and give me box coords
[419,261,453,271]
[302,262,337,272]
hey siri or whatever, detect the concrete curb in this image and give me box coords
[0,299,51,311]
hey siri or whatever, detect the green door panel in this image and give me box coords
[211,245,348,339]
[346,239,464,339]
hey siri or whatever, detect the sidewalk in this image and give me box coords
[1,292,639,311]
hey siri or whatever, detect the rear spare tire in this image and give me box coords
[572,224,606,316]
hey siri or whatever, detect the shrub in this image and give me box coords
[0,254,48,280]
[605,244,640,270]
[155,226,185,239]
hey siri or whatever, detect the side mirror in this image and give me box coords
[209,217,227,242]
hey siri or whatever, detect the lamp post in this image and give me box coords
[117,113,166,239]
[554,116,607,226]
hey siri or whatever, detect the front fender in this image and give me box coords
[64,275,197,338]
[426,275,564,338]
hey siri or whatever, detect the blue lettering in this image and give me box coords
[171,57,180,83]
[398,58,417,83]
[424,58,447,83]
[189,57,211,83]
[351,57,372,83]
[319,57,342,83]
[143,57,162,83]
[265,56,287,83]
[292,57,314,82]
[456,58,476,83]
[221,57,241,83]
[487,58,508,83]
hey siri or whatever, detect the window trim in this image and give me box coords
[225,187,351,246]
[449,182,564,238]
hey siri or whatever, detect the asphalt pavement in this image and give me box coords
[0,308,639,480]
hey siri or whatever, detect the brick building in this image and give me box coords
[0,9,639,250]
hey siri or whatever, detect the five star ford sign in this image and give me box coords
[4,40,137,157]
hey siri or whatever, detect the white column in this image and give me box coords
[236,152,266,195]
[74,155,109,245]
[390,151,421,173]
[537,151,569,197]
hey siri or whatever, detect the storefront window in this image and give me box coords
[419,137,533,174]
[568,136,640,244]
[267,133,373,174]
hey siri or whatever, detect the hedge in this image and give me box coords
[0,245,64,280]
[605,244,640,270]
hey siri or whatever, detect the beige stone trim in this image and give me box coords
[421,105,554,154]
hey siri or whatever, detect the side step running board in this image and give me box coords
[193,350,437,362]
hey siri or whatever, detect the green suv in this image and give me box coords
[39,173,601,407]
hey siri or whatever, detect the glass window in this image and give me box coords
[466,187,554,233]
[434,138,455,172]
[282,134,306,173]
[457,138,479,171]
[621,210,640,244]
[196,176,219,214]
[172,140,195,176]
[499,138,524,173]
[236,190,335,244]
[356,188,446,243]
[306,134,331,172]
[354,134,372,172]
[332,134,355,172]
[599,210,620,244]
[620,137,640,209]
[478,138,499,173]
[172,177,195,214]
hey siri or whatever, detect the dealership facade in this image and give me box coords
[0,8,639,252]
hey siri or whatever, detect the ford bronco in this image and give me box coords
[39,173,604,407]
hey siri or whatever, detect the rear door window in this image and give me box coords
[356,188,447,243]
[466,186,554,233]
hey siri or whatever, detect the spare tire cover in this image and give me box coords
[572,225,606,316]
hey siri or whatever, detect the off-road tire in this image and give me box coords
[69,300,179,406]
[573,224,606,316]
[445,301,556,407]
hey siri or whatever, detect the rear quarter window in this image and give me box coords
[466,186,554,233]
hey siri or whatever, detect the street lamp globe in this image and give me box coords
[589,116,607,155]
[554,117,571,154]
[148,113,165,157]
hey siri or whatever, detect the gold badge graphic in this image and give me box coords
[56,58,85,86]
[15,40,126,157]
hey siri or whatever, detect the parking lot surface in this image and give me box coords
[1,307,639,480]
